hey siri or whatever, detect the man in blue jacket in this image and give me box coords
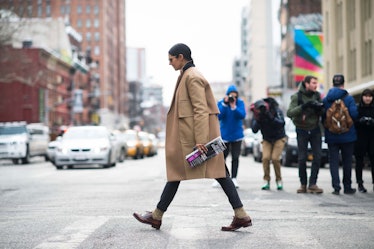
[323,74,358,195]
[215,85,246,188]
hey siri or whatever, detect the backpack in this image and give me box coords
[324,96,353,134]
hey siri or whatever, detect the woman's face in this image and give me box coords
[362,94,373,105]
[168,54,184,71]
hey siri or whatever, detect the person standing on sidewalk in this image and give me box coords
[287,75,324,194]
[322,74,358,195]
[133,43,252,231]
[354,89,374,193]
[215,84,246,188]
[251,98,286,190]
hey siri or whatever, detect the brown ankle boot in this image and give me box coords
[297,185,307,193]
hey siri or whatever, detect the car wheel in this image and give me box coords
[21,146,30,164]
[12,159,19,164]
[118,148,125,162]
[56,165,63,170]
[103,152,113,168]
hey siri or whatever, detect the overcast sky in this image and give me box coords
[126,0,279,105]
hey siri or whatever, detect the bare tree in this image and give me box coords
[0,9,22,46]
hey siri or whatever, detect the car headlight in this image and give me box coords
[94,146,108,153]
[57,147,69,154]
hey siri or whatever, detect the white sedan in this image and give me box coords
[54,126,117,169]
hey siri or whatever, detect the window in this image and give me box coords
[94,32,100,42]
[336,2,343,39]
[77,5,82,14]
[86,32,91,42]
[94,19,99,28]
[86,19,91,28]
[60,5,65,15]
[94,46,100,55]
[348,0,355,31]
[86,5,91,14]
[27,5,32,17]
[77,19,82,28]
[362,40,372,77]
[94,5,99,15]
[348,49,356,81]
[37,0,42,17]
[46,0,51,17]
[363,0,372,21]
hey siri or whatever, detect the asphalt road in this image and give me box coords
[0,150,373,249]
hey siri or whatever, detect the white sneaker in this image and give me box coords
[232,178,239,188]
[212,180,220,188]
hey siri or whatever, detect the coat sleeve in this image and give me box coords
[234,99,247,119]
[346,96,359,120]
[286,93,302,119]
[273,108,286,128]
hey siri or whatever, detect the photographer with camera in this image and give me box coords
[214,85,246,188]
[287,75,324,194]
[354,89,374,193]
[251,98,286,190]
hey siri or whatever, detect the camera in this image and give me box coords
[228,95,236,103]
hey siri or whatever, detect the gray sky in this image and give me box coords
[126,0,279,105]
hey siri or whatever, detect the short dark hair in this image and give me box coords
[304,75,318,84]
[168,43,192,61]
[332,74,345,86]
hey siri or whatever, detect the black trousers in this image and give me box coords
[223,141,242,178]
[156,166,243,212]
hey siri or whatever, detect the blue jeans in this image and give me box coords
[296,128,322,186]
[328,142,355,191]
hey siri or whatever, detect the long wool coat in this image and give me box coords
[165,67,226,181]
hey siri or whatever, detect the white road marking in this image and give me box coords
[33,216,108,249]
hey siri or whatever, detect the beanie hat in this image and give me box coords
[332,74,345,86]
[168,43,193,61]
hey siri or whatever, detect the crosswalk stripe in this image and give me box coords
[33,216,108,249]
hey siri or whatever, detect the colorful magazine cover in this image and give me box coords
[185,136,226,168]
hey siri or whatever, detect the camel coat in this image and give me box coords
[165,67,226,181]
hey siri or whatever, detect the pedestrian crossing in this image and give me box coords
[33,217,108,249]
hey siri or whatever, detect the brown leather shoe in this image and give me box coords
[221,216,252,231]
[133,211,162,230]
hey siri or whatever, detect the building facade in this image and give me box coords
[322,0,374,98]
[0,0,128,129]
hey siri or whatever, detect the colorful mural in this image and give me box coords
[293,29,323,84]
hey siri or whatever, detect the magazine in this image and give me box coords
[185,136,227,168]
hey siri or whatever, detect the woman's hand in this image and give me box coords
[195,143,208,153]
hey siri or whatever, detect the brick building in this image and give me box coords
[0,0,128,128]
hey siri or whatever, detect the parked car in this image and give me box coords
[0,122,49,164]
[252,132,263,162]
[138,131,152,157]
[54,126,117,169]
[281,118,329,167]
[46,138,61,164]
[241,128,256,156]
[148,133,158,156]
[112,131,128,163]
[123,129,144,159]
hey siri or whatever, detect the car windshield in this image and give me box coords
[63,127,108,140]
[124,133,136,140]
[0,126,27,135]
